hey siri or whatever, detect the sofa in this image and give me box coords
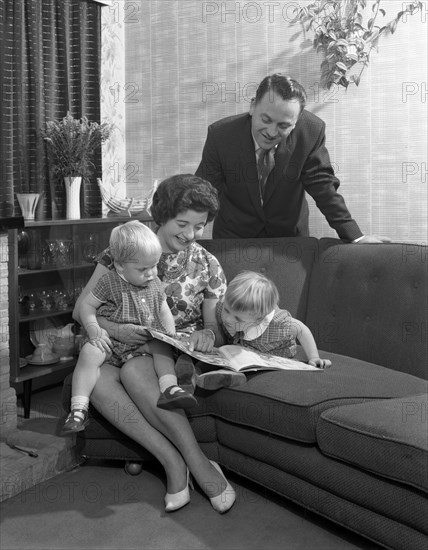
[63,237,428,550]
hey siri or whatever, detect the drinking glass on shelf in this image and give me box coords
[46,239,59,264]
[82,233,99,263]
[51,289,70,311]
[41,241,52,267]
[28,293,37,312]
[37,290,53,311]
[46,239,73,266]
[56,239,73,266]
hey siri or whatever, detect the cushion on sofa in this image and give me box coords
[316,394,428,493]
[305,239,428,379]
[190,353,428,444]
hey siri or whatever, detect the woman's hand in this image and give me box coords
[116,324,152,345]
[188,329,216,353]
[308,357,332,369]
[96,316,152,346]
[88,329,112,355]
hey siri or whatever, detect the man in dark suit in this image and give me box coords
[196,74,389,243]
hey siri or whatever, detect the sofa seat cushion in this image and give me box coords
[190,352,427,444]
[316,394,428,493]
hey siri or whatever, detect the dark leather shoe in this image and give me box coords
[174,354,196,394]
[196,369,246,390]
[157,386,198,410]
[60,409,89,434]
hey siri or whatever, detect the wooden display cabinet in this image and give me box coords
[8,216,153,418]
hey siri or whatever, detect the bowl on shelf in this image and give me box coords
[26,344,60,365]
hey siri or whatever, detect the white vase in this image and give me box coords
[16,193,40,220]
[64,176,82,219]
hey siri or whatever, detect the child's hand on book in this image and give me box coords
[308,357,332,369]
[188,328,216,353]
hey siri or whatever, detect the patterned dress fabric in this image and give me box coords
[216,302,297,358]
[91,270,167,366]
[97,240,227,334]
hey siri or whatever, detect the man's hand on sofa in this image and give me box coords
[308,357,332,369]
[353,235,392,244]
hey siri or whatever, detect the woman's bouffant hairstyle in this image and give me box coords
[150,174,219,226]
[110,220,161,265]
[225,270,279,320]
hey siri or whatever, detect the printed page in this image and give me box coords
[218,345,319,371]
[218,345,269,369]
[145,328,231,367]
[145,329,319,371]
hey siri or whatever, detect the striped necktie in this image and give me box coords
[257,147,275,204]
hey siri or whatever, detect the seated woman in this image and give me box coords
[73,174,236,513]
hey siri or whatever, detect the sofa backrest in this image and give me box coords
[200,237,427,381]
[199,238,318,322]
[305,239,427,380]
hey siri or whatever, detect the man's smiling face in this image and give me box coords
[250,91,301,150]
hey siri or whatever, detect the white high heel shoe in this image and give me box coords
[164,469,193,512]
[209,461,236,513]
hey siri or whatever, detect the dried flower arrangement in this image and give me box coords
[43,112,114,178]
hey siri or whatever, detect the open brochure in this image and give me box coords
[145,328,320,372]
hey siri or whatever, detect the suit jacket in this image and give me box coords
[195,111,362,241]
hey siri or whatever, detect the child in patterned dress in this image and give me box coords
[196,270,331,389]
[61,221,197,434]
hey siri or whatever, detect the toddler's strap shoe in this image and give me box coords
[60,408,89,435]
[174,354,196,394]
[157,385,198,411]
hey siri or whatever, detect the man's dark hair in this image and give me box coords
[255,74,307,113]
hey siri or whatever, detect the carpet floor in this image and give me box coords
[1,385,382,550]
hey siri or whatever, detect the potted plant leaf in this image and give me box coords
[296,0,423,90]
[43,113,114,219]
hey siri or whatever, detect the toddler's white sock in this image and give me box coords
[71,396,90,412]
[159,374,178,393]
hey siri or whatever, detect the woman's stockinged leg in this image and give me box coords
[90,363,187,495]
[120,357,235,509]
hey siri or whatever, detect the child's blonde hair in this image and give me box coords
[110,220,161,265]
[224,271,279,319]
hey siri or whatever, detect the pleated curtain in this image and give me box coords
[0,0,102,219]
